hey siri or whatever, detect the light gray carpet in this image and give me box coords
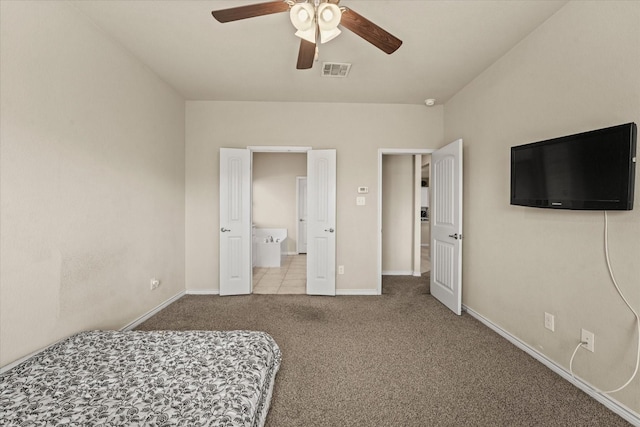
[136,275,630,426]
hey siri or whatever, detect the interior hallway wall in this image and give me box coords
[0,1,186,367]
[186,102,443,293]
[444,1,639,412]
[381,155,415,275]
[253,153,306,254]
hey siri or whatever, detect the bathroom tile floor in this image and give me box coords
[253,254,306,294]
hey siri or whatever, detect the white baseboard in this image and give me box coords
[463,305,640,426]
[186,289,220,295]
[382,270,413,276]
[336,289,379,296]
[120,291,185,331]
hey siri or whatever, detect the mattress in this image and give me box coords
[0,330,281,426]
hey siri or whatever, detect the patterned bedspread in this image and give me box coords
[0,330,281,426]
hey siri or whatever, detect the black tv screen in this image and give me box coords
[510,123,637,210]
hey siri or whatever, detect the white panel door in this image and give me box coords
[430,139,463,314]
[307,150,336,296]
[297,176,308,254]
[219,148,251,296]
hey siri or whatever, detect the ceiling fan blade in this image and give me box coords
[212,1,290,23]
[340,8,402,54]
[297,39,316,69]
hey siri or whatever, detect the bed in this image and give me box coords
[0,330,281,426]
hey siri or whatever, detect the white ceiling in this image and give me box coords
[73,0,567,105]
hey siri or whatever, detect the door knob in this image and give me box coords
[221,227,231,232]
[324,228,335,233]
[448,233,459,240]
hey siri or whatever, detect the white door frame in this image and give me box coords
[377,148,435,295]
[248,146,312,153]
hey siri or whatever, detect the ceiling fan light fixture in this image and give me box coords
[290,3,315,30]
[295,28,317,43]
[317,3,341,43]
[320,27,341,44]
[290,3,316,43]
[319,3,338,23]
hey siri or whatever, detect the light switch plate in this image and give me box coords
[356,197,365,206]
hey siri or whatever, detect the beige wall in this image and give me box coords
[186,102,444,292]
[444,1,639,412]
[0,2,186,366]
[253,153,307,254]
[382,155,415,274]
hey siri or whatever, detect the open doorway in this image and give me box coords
[380,153,431,294]
[377,148,434,295]
[420,155,431,275]
[252,152,307,294]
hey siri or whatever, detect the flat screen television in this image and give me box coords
[510,122,637,210]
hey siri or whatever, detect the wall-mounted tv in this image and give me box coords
[510,122,637,210]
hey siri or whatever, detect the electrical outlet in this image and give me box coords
[150,278,160,290]
[544,312,555,331]
[338,265,344,275]
[581,329,595,352]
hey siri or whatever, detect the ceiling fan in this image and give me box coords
[211,0,402,70]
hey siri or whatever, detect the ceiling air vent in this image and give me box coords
[321,62,351,78]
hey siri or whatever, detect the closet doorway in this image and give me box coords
[380,153,430,280]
